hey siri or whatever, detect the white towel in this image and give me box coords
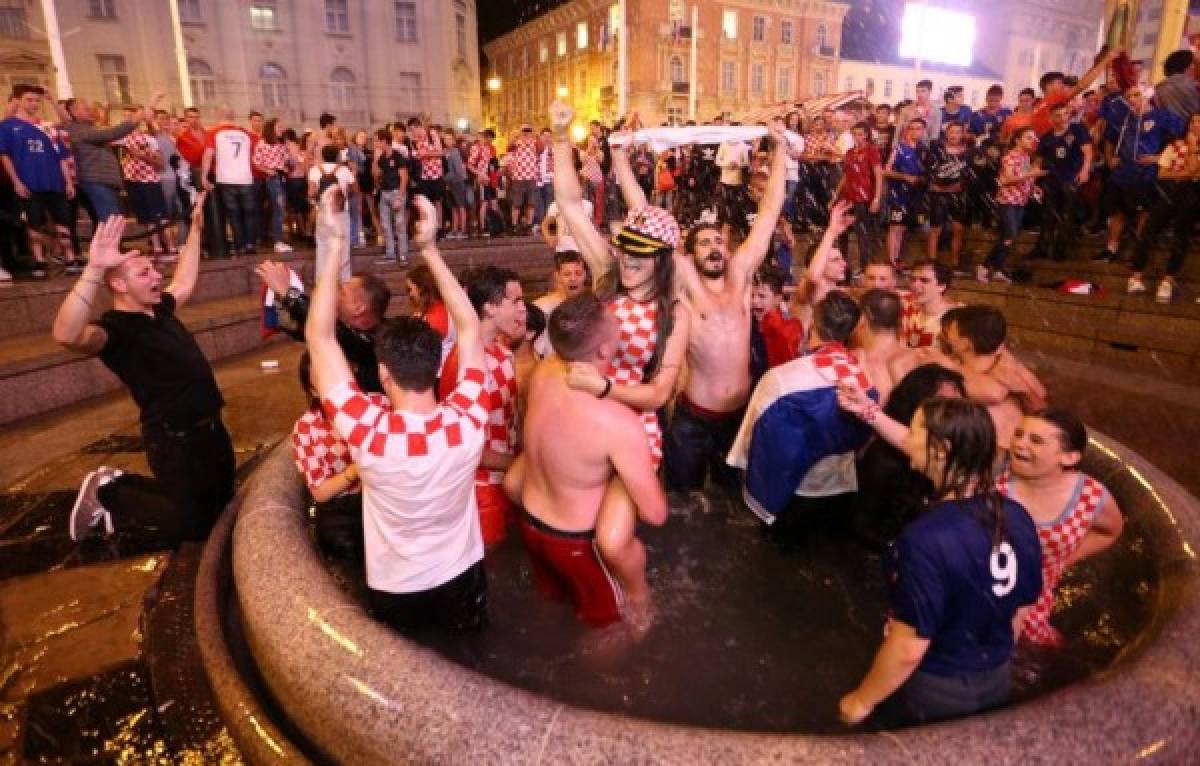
[607,126,805,153]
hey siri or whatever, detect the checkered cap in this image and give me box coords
[612,205,680,256]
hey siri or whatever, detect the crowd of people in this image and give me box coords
[43,43,1187,730]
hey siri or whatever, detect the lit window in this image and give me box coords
[752,16,764,43]
[325,0,349,34]
[250,2,277,31]
[557,31,567,57]
[260,62,287,108]
[721,61,735,93]
[670,55,684,84]
[751,63,764,94]
[395,1,417,42]
[187,57,216,105]
[668,0,684,24]
[577,21,588,49]
[98,54,131,103]
[884,79,892,98]
[539,41,549,63]
[667,106,683,125]
[722,10,737,40]
[777,67,791,99]
[781,21,792,44]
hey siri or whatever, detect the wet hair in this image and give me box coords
[298,351,319,409]
[1019,87,1036,100]
[263,118,282,144]
[319,112,337,129]
[885,364,966,425]
[943,305,1006,355]
[1038,71,1065,92]
[684,223,722,255]
[916,79,933,90]
[249,110,263,119]
[943,119,964,133]
[320,144,340,163]
[1165,50,1194,77]
[987,84,1004,97]
[353,274,391,323]
[864,258,896,274]
[909,258,952,288]
[1033,407,1088,469]
[281,128,299,144]
[406,116,422,128]
[375,128,391,142]
[919,397,1008,544]
[813,290,860,344]
[549,293,609,361]
[860,289,901,332]
[404,263,440,315]
[374,316,442,392]
[11,84,43,99]
[754,266,786,295]
[1008,126,1037,149]
[595,252,676,382]
[460,264,519,318]
[524,301,547,345]
[554,249,586,271]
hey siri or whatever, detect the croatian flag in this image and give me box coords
[726,342,878,523]
[260,268,304,339]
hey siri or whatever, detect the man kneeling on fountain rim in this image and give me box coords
[503,293,668,629]
[305,195,493,635]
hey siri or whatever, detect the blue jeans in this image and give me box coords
[81,182,121,221]
[378,189,408,260]
[264,175,286,244]
[348,192,362,245]
[986,204,1025,272]
[217,183,258,251]
[534,183,553,225]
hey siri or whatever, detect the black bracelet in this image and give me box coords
[600,378,613,399]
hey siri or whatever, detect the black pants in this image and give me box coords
[312,492,364,561]
[192,168,227,258]
[368,559,488,635]
[836,201,877,270]
[1035,177,1081,261]
[97,417,236,545]
[874,663,1011,728]
[662,397,745,493]
[217,183,259,252]
[1132,180,1199,276]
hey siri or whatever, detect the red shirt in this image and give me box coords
[174,127,208,167]
[1002,91,1070,142]
[760,309,803,369]
[838,143,881,204]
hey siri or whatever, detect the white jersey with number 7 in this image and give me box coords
[212,127,254,185]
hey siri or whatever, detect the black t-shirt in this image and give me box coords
[926,142,973,187]
[96,292,223,428]
[1038,123,1092,184]
[376,152,405,192]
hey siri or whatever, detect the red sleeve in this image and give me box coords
[438,344,460,401]
[425,301,449,338]
[203,129,217,151]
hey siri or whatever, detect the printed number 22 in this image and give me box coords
[990,542,1018,597]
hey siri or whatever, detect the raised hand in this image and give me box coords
[410,194,438,249]
[87,215,138,271]
[828,199,856,236]
[189,191,207,229]
[255,260,293,296]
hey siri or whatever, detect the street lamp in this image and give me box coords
[486,76,502,92]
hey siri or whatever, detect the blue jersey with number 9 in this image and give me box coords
[885,495,1042,676]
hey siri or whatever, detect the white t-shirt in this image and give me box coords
[210,126,255,185]
[544,199,593,253]
[321,370,489,593]
[307,162,356,200]
[716,140,748,186]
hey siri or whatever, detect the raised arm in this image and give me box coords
[801,200,854,291]
[165,192,207,306]
[548,101,612,283]
[51,216,133,355]
[410,194,483,374]
[732,121,789,283]
[609,115,649,212]
[305,210,355,396]
[837,381,909,451]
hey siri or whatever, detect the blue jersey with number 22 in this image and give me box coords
[885,495,1042,676]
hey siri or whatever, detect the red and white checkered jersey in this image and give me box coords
[204,124,256,185]
[320,370,489,593]
[506,136,539,181]
[475,341,519,487]
[253,141,290,174]
[997,472,1109,647]
[900,297,953,349]
[415,135,444,180]
[292,408,356,497]
[811,342,874,391]
[605,295,662,465]
[995,149,1035,206]
[118,131,162,183]
[467,142,495,183]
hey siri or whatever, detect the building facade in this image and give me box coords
[482,0,849,135]
[0,0,482,130]
[837,58,1002,109]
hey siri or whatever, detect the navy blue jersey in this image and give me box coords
[885,495,1042,676]
[969,108,1013,145]
[887,141,926,205]
[941,105,973,131]
[0,118,68,193]
[1110,107,1184,185]
[1039,123,1092,183]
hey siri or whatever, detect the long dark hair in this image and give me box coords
[595,250,676,380]
[920,397,1007,545]
[405,262,441,316]
[1033,407,1088,471]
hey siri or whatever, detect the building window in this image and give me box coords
[845,75,853,91]
[812,70,825,97]
[903,81,912,98]
[971,89,979,105]
[777,67,791,100]
[0,0,29,39]
[539,40,549,63]
[1018,48,1033,66]
[752,16,765,43]
[865,77,874,95]
[751,63,764,94]
[178,0,202,23]
[722,10,737,40]
[456,13,467,56]
[188,57,216,105]
[260,62,287,108]
[556,31,567,57]
[667,106,683,125]
[668,0,685,23]
[250,2,278,31]
[577,21,588,49]
[325,0,349,34]
[329,67,355,109]
[97,54,130,103]
[721,61,735,93]
[669,55,684,84]
[781,20,792,44]
[397,71,420,114]
[816,23,827,50]
[520,48,528,72]
[1143,32,1157,46]
[395,1,417,42]
[883,79,892,98]
[90,0,117,19]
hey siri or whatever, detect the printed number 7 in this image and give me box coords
[232,139,243,158]
[990,542,1018,597]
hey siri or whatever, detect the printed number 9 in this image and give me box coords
[990,542,1017,597]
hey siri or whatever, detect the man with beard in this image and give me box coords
[662,121,789,495]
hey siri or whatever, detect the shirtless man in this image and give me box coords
[656,122,789,493]
[852,289,920,402]
[509,294,668,626]
[532,251,590,358]
[901,259,959,349]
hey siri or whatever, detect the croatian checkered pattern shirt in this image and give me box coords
[995,149,1035,206]
[416,136,444,180]
[292,409,355,497]
[900,297,950,349]
[997,473,1108,647]
[507,136,539,181]
[476,342,519,486]
[605,295,663,466]
[321,369,489,593]
[467,143,495,184]
[811,342,873,391]
[253,141,290,174]
[118,132,161,183]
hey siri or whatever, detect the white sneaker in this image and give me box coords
[0,266,12,286]
[1126,276,1147,294]
[1156,280,1174,304]
[990,270,1012,285]
[975,265,990,283]
[273,242,293,253]
[68,467,121,541]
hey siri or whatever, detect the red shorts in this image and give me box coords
[518,511,623,627]
[475,482,513,545]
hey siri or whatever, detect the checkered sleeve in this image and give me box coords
[292,414,334,491]
[320,381,389,459]
[441,367,490,433]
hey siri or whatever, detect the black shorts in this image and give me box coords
[479,183,498,202]
[416,178,446,204]
[367,559,488,635]
[927,190,968,226]
[1104,180,1153,220]
[286,177,309,214]
[20,190,72,229]
[126,181,168,225]
[886,195,924,228]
